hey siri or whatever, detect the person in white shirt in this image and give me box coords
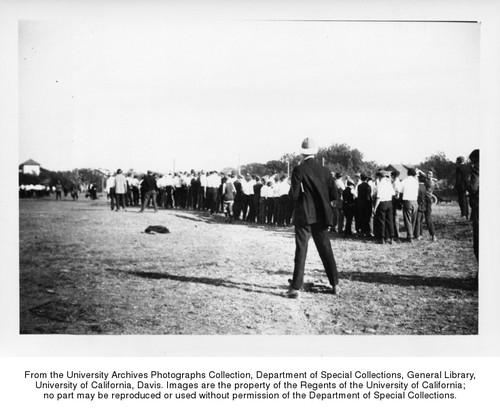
[373,170,395,243]
[272,175,281,225]
[400,168,419,242]
[390,170,403,240]
[278,175,291,226]
[197,171,208,210]
[241,174,255,221]
[105,173,116,211]
[206,171,221,214]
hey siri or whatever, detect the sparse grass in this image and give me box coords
[19,196,478,335]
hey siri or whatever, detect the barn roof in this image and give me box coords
[385,164,414,179]
[19,159,41,167]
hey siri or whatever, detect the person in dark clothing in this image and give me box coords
[287,137,339,299]
[356,173,373,237]
[342,180,356,236]
[455,156,470,219]
[232,177,243,221]
[468,149,479,263]
[139,170,159,213]
[414,172,437,241]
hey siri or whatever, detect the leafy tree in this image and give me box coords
[317,143,365,176]
[417,152,456,188]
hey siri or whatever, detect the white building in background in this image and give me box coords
[19,159,41,175]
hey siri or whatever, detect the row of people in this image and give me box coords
[105,167,440,244]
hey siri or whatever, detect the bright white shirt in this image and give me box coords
[241,179,255,195]
[156,176,168,188]
[208,174,221,188]
[375,178,395,202]
[260,185,271,198]
[272,182,281,198]
[105,176,115,191]
[173,176,182,188]
[199,174,208,188]
[164,175,173,186]
[279,181,290,196]
[401,176,418,201]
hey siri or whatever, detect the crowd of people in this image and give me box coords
[102,158,475,247]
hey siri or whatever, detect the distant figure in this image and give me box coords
[55,181,62,200]
[342,180,356,236]
[373,170,395,244]
[414,172,437,241]
[331,172,345,233]
[70,183,79,201]
[114,169,128,211]
[221,174,235,223]
[356,173,373,237]
[400,168,419,242]
[468,149,479,264]
[139,170,159,213]
[105,173,116,211]
[455,156,470,219]
[89,182,97,200]
[287,137,339,299]
[390,170,403,241]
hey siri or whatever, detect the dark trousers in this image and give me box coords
[375,201,394,240]
[233,194,242,219]
[115,193,126,210]
[246,194,256,222]
[414,209,436,237]
[132,188,140,206]
[266,198,274,224]
[258,199,267,224]
[206,187,218,214]
[343,207,355,235]
[392,201,401,238]
[357,202,372,235]
[291,223,339,290]
[165,186,173,208]
[402,200,418,239]
[457,190,469,218]
[109,188,116,210]
[140,190,158,212]
[196,188,205,210]
[471,205,479,261]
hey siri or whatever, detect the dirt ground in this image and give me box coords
[19,195,478,335]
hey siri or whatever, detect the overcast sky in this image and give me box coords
[19,17,480,173]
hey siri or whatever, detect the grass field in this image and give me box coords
[19,195,478,335]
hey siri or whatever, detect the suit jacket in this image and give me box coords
[357,181,372,204]
[289,157,336,227]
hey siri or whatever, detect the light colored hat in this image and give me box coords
[300,137,317,155]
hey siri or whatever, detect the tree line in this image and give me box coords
[19,144,461,191]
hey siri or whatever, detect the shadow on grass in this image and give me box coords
[170,209,297,235]
[126,270,285,298]
[342,271,478,291]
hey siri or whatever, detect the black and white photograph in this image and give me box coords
[16,8,481,337]
[1,1,500,412]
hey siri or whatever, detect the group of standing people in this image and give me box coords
[92,141,481,300]
[326,166,438,245]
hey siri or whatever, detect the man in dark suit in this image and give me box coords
[287,138,339,299]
